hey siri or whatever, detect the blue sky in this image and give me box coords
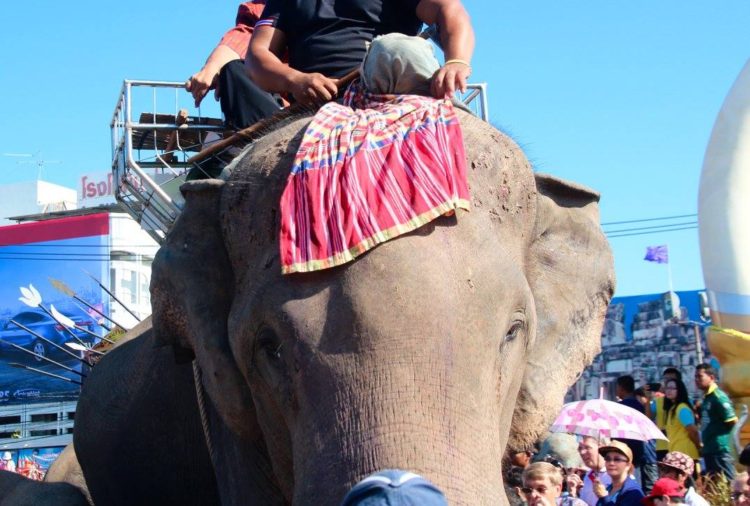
[1,1,748,296]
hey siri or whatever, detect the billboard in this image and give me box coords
[0,214,110,404]
[0,446,65,480]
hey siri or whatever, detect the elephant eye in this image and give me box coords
[505,319,525,343]
[256,327,283,362]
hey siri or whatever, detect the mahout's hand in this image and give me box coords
[431,60,471,99]
[289,72,338,106]
[186,67,218,107]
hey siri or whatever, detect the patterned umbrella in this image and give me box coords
[550,399,667,441]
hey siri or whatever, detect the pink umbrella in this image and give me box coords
[550,399,667,441]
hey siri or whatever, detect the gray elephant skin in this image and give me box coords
[0,470,88,506]
[144,109,615,505]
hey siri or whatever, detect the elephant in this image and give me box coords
[0,470,88,506]
[72,319,220,506]
[145,108,615,505]
[43,445,91,505]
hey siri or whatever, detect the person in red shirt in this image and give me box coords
[186,1,280,129]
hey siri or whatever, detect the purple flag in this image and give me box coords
[644,245,669,264]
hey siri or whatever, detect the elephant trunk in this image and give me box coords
[289,356,510,505]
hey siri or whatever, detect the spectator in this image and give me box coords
[186,2,280,130]
[694,363,737,480]
[521,461,587,506]
[645,368,682,461]
[662,379,701,462]
[594,440,644,506]
[739,444,750,467]
[509,445,535,469]
[0,451,15,472]
[575,436,612,506]
[505,465,527,506]
[340,469,447,505]
[657,451,708,506]
[731,472,750,506]
[615,375,658,491]
[640,477,686,505]
[504,443,536,506]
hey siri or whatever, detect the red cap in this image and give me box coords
[641,478,685,505]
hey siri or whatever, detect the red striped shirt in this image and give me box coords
[217,1,266,60]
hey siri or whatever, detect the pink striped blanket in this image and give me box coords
[279,81,470,274]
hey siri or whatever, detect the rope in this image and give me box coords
[192,361,216,464]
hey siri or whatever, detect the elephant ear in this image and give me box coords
[150,180,286,503]
[510,173,615,450]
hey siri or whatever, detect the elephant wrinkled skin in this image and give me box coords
[149,110,614,505]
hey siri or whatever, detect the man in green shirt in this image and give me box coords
[695,363,738,479]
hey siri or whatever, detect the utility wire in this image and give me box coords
[604,221,697,235]
[607,225,698,239]
[601,213,697,226]
[0,213,704,256]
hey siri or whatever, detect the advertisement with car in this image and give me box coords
[0,214,109,404]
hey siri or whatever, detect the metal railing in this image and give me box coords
[110,80,225,244]
[111,80,489,244]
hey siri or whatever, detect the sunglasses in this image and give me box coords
[604,456,629,463]
[542,456,564,469]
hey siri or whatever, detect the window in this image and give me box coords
[119,269,137,305]
[139,272,150,305]
[30,429,56,437]
[0,415,21,425]
[67,412,75,420]
[12,312,46,326]
[30,413,57,423]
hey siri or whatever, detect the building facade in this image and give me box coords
[569,289,714,402]
[0,177,157,476]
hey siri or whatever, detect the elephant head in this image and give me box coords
[151,111,614,505]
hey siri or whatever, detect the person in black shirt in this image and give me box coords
[247,0,474,105]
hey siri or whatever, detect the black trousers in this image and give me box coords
[218,59,280,129]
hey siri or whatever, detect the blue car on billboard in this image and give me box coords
[0,309,95,363]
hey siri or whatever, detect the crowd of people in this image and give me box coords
[504,363,747,506]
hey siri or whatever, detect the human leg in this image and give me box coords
[640,462,659,493]
[218,60,281,129]
[704,452,737,480]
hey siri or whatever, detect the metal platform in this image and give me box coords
[111,79,489,244]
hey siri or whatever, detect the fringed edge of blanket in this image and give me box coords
[281,198,471,274]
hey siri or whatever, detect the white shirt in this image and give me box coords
[685,486,709,506]
[580,469,611,506]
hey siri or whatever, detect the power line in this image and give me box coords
[604,221,697,235]
[601,213,697,226]
[607,225,698,239]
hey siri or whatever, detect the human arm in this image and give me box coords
[644,398,655,420]
[187,45,242,107]
[186,2,262,107]
[564,472,584,498]
[247,26,338,105]
[677,405,703,450]
[415,0,475,98]
[718,393,738,429]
